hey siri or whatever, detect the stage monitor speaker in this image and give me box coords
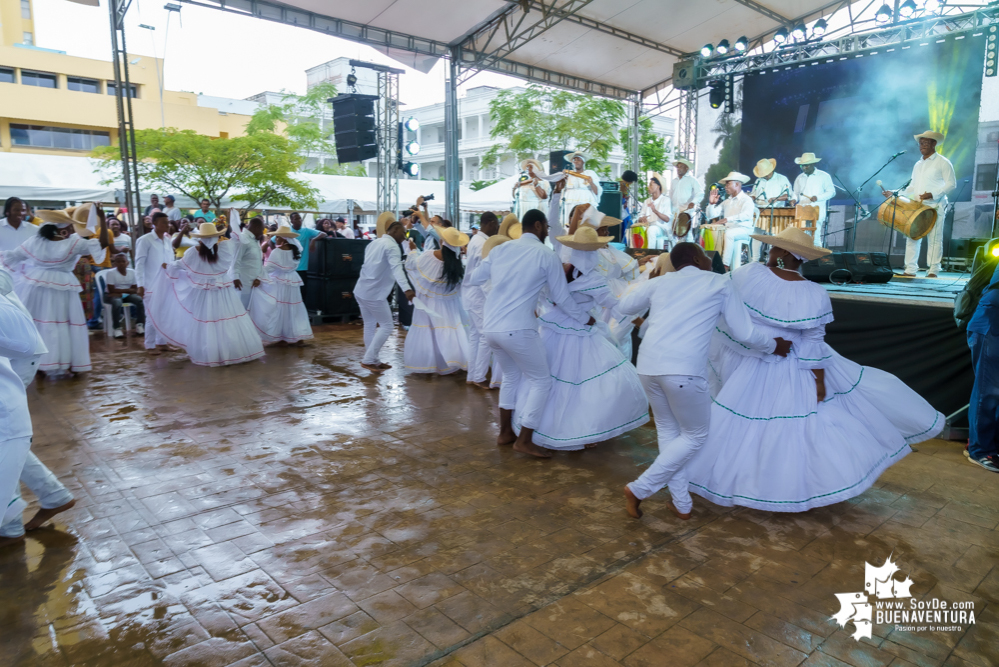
[802,251,893,284]
[549,150,571,174]
[330,94,378,163]
[304,277,361,316]
[597,182,622,242]
[308,238,369,278]
[950,237,991,260]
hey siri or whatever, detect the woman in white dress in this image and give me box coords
[513,226,649,451]
[1,204,110,376]
[513,159,550,221]
[403,223,472,375]
[149,222,265,367]
[685,228,944,512]
[639,173,673,250]
[248,225,313,346]
[560,151,600,230]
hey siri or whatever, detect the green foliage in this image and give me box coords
[619,116,669,201]
[481,85,625,173]
[92,128,319,211]
[469,179,501,192]
[704,122,742,193]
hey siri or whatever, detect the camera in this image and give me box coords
[420,193,435,202]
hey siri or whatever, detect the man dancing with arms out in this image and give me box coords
[467,208,595,459]
[617,242,790,520]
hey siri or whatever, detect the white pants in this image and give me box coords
[22,451,73,510]
[143,290,170,349]
[466,311,487,383]
[904,204,945,275]
[723,226,753,268]
[487,329,550,430]
[357,296,394,365]
[1,436,33,538]
[628,375,711,514]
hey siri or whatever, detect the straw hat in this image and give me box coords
[564,151,587,164]
[579,206,621,230]
[481,234,511,259]
[520,158,544,174]
[37,204,96,237]
[499,213,522,239]
[913,130,944,144]
[556,226,612,252]
[793,152,822,165]
[750,226,831,261]
[753,158,776,178]
[674,156,693,170]
[720,171,750,184]
[651,252,674,275]
[375,211,396,238]
[267,224,300,238]
[190,222,226,238]
[650,172,666,189]
[435,225,470,248]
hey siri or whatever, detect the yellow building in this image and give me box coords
[0,0,252,156]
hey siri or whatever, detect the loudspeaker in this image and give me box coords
[802,251,893,283]
[304,277,361,316]
[308,238,368,277]
[331,94,379,163]
[598,181,623,242]
[549,150,571,174]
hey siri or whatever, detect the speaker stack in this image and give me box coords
[305,238,370,318]
[801,251,893,284]
[330,94,379,163]
[548,150,571,174]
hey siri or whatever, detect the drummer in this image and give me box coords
[639,172,672,250]
[714,172,756,270]
[880,130,956,278]
[513,159,550,221]
[791,152,835,243]
[750,158,792,209]
[561,151,601,229]
[669,156,704,221]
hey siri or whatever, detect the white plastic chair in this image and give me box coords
[95,269,134,336]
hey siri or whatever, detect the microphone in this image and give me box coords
[876,180,883,189]
[891,150,907,158]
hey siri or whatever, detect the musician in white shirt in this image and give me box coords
[670,157,703,244]
[230,215,266,310]
[714,172,756,270]
[750,158,792,209]
[881,131,956,278]
[514,159,550,221]
[639,173,672,249]
[791,152,836,243]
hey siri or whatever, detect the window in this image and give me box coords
[67,76,100,94]
[21,0,31,19]
[21,70,55,88]
[22,32,33,46]
[10,124,111,150]
[0,67,14,84]
[107,82,138,98]
[976,163,998,192]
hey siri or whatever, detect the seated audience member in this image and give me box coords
[103,253,144,338]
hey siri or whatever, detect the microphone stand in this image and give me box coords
[758,184,791,260]
[849,151,906,251]
[832,172,867,252]
[883,179,910,275]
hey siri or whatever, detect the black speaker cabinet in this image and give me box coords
[304,277,361,316]
[802,252,892,284]
[598,182,623,242]
[548,150,571,174]
[309,238,369,277]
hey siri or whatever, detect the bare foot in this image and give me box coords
[624,485,643,518]
[584,442,599,449]
[667,501,691,520]
[377,363,392,370]
[361,362,384,373]
[25,499,76,530]
[0,534,25,549]
[146,348,161,356]
[497,432,517,447]
[471,381,491,389]
[512,440,552,458]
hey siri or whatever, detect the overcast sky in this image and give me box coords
[33,0,524,108]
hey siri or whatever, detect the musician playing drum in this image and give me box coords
[639,172,672,250]
[750,158,792,209]
[513,159,550,221]
[880,130,956,278]
[715,172,756,270]
[791,152,835,243]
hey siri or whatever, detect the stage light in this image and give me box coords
[403,162,420,177]
[791,24,806,40]
[735,36,748,51]
[405,141,420,156]
[924,0,942,13]
[992,245,999,258]
[708,81,725,109]
[875,4,893,23]
[774,27,788,44]
[716,39,730,55]
[701,43,713,57]
[812,19,827,36]
[346,73,358,87]
[899,0,917,17]
[404,117,420,132]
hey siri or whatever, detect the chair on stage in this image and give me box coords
[795,204,820,236]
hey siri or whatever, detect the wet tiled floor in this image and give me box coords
[2,324,997,666]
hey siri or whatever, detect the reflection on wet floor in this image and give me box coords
[1,324,997,666]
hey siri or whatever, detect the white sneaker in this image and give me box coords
[135,323,145,334]
[113,328,124,339]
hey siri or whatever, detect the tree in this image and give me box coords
[248,83,366,177]
[92,128,320,212]
[619,115,670,201]
[481,85,626,176]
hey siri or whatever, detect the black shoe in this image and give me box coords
[970,454,999,473]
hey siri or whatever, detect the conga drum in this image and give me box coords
[673,211,693,238]
[631,225,647,249]
[877,197,937,240]
[699,224,725,252]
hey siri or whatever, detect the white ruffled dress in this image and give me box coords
[148,242,265,367]
[2,234,106,374]
[513,270,649,450]
[685,262,944,512]
[247,248,314,344]
[403,250,470,375]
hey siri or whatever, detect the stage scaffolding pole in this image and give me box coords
[444,46,461,225]
[375,70,400,215]
[630,93,640,173]
[676,87,697,172]
[108,0,143,243]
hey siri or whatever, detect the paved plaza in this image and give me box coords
[1,325,997,667]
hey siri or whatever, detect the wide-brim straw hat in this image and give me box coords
[482,234,511,259]
[753,158,776,178]
[794,152,822,165]
[375,211,396,238]
[914,130,944,144]
[650,172,666,189]
[267,224,300,238]
[499,213,522,239]
[579,206,621,230]
[720,171,750,184]
[190,222,226,238]
[556,225,612,252]
[435,224,470,248]
[37,204,94,237]
[674,156,693,169]
[565,151,587,164]
[652,252,674,275]
[520,158,544,174]
[750,226,831,261]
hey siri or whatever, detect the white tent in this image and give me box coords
[461,175,519,213]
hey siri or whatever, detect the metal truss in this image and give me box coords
[375,71,400,216]
[107,0,143,241]
[675,88,698,173]
[731,0,791,26]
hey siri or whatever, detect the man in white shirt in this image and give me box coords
[354,213,414,372]
[135,211,174,354]
[103,253,144,339]
[669,157,704,232]
[231,216,266,310]
[714,172,756,270]
[0,197,38,252]
[792,152,836,244]
[337,218,355,239]
[462,211,500,388]
[639,173,673,250]
[881,130,957,278]
[750,158,792,210]
[467,208,595,459]
[617,242,790,520]
[162,195,182,223]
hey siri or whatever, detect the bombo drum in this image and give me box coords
[673,211,693,238]
[877,197,937,240]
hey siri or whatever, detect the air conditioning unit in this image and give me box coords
[672,60,700,90]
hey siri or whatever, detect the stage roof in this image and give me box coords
[182,0,843,100]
